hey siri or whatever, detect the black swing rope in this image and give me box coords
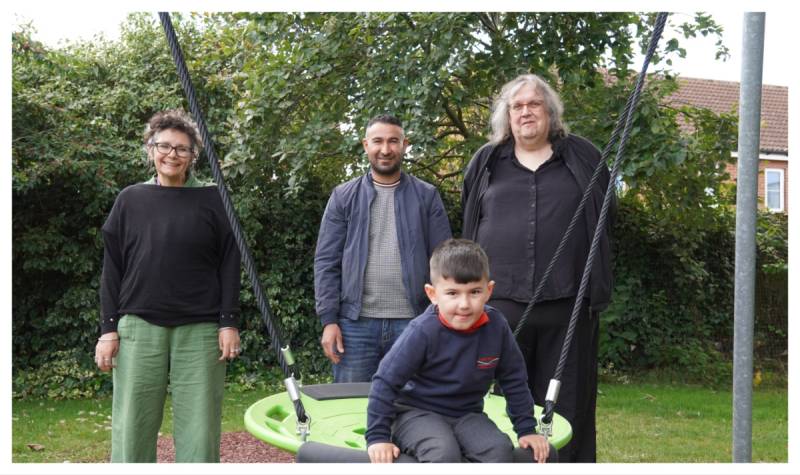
[158,13,309,427]
[515,12,669,433]
[159,9,668,440]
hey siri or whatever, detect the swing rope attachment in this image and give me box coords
[158,12,309,425]
[527,12,670,430]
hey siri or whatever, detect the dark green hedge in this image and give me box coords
[12,14,786,399]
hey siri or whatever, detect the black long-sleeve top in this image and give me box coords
[462,135,615,312]
[99,183,241,334]
[476,140,589,303]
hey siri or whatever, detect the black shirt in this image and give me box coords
[476,140,589,303]
[99,184,241,334]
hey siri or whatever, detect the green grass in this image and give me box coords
[11,390,271,463]
[12,398,113,463]
[13,380,787,463]
[596,382,788,462]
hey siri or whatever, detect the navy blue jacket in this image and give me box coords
[314,172,452,327]
[366,304,537,445]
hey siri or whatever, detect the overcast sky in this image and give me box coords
[9,8,793,87]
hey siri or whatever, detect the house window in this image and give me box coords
[764,168,784,212]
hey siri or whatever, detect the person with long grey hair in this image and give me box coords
[488,74,568,145]
[461,73,615,462]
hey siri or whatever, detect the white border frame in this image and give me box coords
[764,167,785,212]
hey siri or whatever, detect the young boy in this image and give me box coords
[365,238,550,463]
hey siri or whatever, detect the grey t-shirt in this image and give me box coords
[360,182,416,319]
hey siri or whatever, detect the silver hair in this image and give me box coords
[489,73,567,145]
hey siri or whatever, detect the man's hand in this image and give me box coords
[320,323,344,364]
[367,442,400,463]
[519,433,550,463]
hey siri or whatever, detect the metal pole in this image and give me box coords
[732,11,765,463]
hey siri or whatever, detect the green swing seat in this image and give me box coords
[244,382,571,462]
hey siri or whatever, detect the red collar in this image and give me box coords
[438,311,490,334]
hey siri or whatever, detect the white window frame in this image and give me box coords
[764,168,785,212]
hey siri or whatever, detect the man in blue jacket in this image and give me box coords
[314,114,452,383]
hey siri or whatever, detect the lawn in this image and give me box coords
[12,380,787,463]
[595,382,787,462]
[11,390,269,463]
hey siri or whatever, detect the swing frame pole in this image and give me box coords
[732,11,765,464]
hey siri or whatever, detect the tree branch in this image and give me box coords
[441,97,470,139]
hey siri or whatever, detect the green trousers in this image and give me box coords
[111,315,226,462]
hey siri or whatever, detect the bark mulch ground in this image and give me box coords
[156,431,295,463]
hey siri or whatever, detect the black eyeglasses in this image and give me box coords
[151,142,194,158]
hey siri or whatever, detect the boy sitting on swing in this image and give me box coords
[365,238,550,463]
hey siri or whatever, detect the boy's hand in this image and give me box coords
[519,434,550,463]
[367,442,400,463]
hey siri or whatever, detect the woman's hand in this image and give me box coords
[218,327,241,361]
[95,332,120,372]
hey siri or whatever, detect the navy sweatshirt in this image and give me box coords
[99,183,241,334]
[366,304,537,445]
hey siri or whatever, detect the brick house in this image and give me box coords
[668,77,788,213]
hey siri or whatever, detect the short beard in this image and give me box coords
[369,156,402,178]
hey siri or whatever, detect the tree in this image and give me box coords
[17,12,763,398]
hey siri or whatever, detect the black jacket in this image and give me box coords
[461,134,615,312]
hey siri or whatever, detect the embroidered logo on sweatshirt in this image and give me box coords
[476,356,499,369]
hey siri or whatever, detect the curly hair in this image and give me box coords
[142,108,203,153]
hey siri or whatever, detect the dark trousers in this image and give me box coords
[489,298,599,463]
[392,407,515,462]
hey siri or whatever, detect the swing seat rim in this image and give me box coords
[244,382,573,454]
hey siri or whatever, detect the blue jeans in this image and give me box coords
[333,317,411,383]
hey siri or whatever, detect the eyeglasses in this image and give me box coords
[510,100,544,114]
[151,142,194,158]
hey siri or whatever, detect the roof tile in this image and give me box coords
[667,76,787,154]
